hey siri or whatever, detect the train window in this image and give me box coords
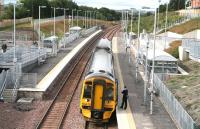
[83,85,92,98]
[105,87,114,100]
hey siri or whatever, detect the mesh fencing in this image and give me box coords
[154,73,199,129]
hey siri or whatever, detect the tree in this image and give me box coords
[168,0,186,11]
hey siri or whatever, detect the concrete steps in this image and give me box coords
[2,89,18,103]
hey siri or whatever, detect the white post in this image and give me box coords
[136,9,140,81]
[39,6,41,49]
[85,11,87,29]
[76,10,78,26]
[90,11,92,28]
[131,9,133,32]
[13,3,16,63]
[64,9,66,35]
[164,2,169,49]
[54,7,55,36]
[150,8,157,115]
[72,9,74,27]
[144,34,149,105]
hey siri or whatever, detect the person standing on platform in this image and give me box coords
[120,86,128,110]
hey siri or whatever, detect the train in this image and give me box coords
[80,38,118,125]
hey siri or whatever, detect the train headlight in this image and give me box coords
[85,99,89,102]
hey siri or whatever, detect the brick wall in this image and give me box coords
[192,0,200,8]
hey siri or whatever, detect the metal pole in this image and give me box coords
[64,9,66,35]
[77,10,78,26]
[54,7,55,36]
[144,34,149,105]
[90,11,92,28]
[13,3,16,62]
[72,10,74,27]
[131,9,133,32]
[150,8,157,115]
[39,6,41,49]
[157,0,161,30]
[84,11,86,29]
[136,9,140,81]
[164,2,169,49]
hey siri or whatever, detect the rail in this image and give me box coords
[36,26,120,129]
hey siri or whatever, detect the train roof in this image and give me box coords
[85,48,114,81]
[96,38,112,52]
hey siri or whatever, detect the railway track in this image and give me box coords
[36,26,120,129]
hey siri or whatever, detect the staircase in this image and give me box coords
[2,89,18,103]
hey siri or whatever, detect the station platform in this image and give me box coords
[112,36,178,129]
[18,30,102,98]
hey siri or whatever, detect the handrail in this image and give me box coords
[0,71,8,98]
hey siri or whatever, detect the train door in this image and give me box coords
[94,85,103,109]
[93,79,106,110]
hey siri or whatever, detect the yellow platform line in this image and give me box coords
[112,37,136,129]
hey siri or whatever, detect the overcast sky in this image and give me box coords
[74,0,170,10]
[5,0,170,10]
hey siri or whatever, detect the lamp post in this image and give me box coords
[130,8,133,32]
[89,11,92,28]
[39,5,46,49]
[76,10,81,26]
[13,2,23,63]
[84,11,87,29]
[136,9,141,81]
[157,0,161,30]
[164,1,169,49]
[150,7,157,115]
[144,34,149,105]
[51,7,56,36]
[72,9,76,27]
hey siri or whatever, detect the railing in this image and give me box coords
[81,26,98,36]
[0,70,8,98]
[153,73,199,129]
[0,46,47,65]
[60,32,80,48]
[157,15,198,34]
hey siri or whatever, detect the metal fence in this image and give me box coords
[81,26,98,36]
[60,32,80,48]
[6,71,37,89]
[182,39,200,59]
[0,70,8,98]
[0,46,47,66]
[154,73,199,129]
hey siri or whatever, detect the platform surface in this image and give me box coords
[19,30,102,92]
[113,36,177,129]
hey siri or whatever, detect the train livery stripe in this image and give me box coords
[112,37,137,129]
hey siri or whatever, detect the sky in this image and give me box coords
[74,0,170,10]
[4,0,170,10]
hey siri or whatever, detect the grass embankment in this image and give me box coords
[165,60,200,126]
[129,12,183,33]
[0,19,115,38]
[164,40,182,58]
[169,17,200,34]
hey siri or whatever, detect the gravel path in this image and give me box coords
[0,100,51,129]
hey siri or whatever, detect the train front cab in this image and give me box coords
[80,77,117,123]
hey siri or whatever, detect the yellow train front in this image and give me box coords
[80,38,118,123]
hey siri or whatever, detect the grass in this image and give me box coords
[165,60,200,125]
[129,11,183,33]
[169,17,200,34]
[164,40,182,58]
[0,19,114,38]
